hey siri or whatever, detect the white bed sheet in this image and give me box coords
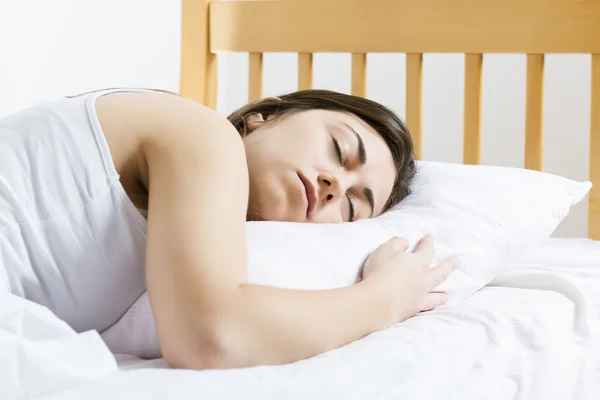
[3,238,600,400]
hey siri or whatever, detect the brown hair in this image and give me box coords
[227,89,416,213]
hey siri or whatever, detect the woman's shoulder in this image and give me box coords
[97,90,237,137]
[92,90,247,209]
[96,90,244,159]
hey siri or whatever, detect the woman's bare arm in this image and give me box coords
[104,92,451,370]
[117,93,392,369]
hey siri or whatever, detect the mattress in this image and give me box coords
[3,238,600,400]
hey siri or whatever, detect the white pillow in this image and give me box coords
[100,161,591,358]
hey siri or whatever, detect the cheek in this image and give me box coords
[247,125,330,171]
[276,134,326,166]
[312,206,344,223]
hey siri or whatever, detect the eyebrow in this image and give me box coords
[341,121,367,165]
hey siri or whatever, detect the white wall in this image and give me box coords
[0,1,591,237]
[0,0,181,116]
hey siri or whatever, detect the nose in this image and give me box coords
[318,173,345,204]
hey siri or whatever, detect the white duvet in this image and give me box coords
[2,238,600,400]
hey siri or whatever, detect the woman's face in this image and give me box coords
[243,108,396,223]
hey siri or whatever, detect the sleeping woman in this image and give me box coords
[0,88,458,369]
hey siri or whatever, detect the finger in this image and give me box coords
[429,256,460,288]
[385,236,409,254]
[413,234,434,261]
[420,292,447,312]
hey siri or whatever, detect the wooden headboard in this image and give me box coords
[180,0,600,239]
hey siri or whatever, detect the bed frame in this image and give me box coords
[179,0,600,239]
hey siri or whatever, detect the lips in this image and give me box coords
[298,173,317,217]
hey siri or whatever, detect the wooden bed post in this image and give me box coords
[463,54,483,165]
[590,54,600,240]
[406,53,423,160]
[180,0,217,108]
[525,54,545,171]
[248,53,264,102]
[298,53,313,90]
[351,53,367,98]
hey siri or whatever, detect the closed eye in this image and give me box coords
[331,136,355,221]
[347,196,355,222]
[332,137,343,166]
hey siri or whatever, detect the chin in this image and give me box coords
[247,208,292,222]
[246,199,277,222]
[247,201,301,222]
[247,183,294,222]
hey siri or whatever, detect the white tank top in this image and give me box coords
[0,88,152,333]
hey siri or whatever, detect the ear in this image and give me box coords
[245,113,266,132]
[246,97,282,132]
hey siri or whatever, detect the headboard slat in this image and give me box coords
[406,53,423,160]
[589,54,600,240]
[298,53,313,91]
[525,54,544,171]
[249,52,264,102]
[464,54,483,165]
[351,53,367,97]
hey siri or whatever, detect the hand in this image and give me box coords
[361,234,459,324]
